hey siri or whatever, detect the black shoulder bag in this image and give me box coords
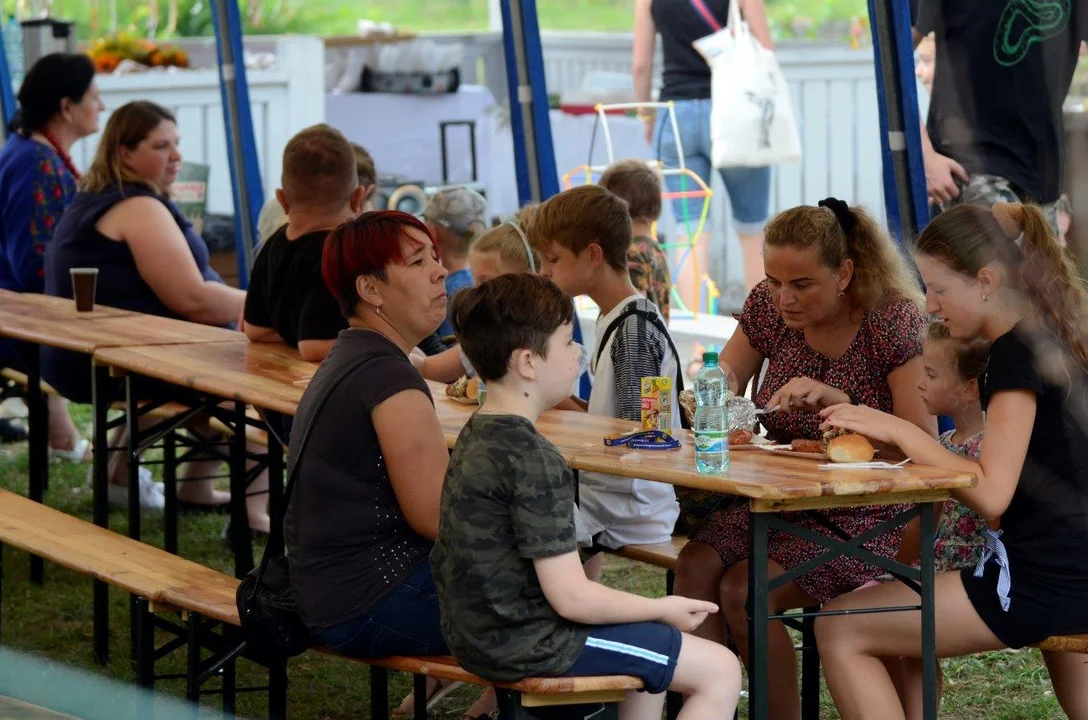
[236,355,372,661]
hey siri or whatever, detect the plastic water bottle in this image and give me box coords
[693,350,729,474]
[4,17,23,89]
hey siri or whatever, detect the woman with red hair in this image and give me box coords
[284,210,453,660]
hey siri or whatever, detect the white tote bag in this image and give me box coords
[690,0,802,167]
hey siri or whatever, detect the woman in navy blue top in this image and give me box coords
[44,101,269,529]
[818,203,1088,718]
[0,53,102,456]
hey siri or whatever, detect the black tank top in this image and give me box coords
[651,0,729,101]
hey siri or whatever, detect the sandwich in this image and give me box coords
[445,375,480,402]
[822,428,875,463]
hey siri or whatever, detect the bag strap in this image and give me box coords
[254,350,377,579]
[595,306,691,430]
[688,0,723,32]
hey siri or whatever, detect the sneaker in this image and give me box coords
[107,467,165,511]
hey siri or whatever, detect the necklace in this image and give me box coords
[38,130,81,180]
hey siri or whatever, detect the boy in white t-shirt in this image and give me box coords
[528,185,681,552]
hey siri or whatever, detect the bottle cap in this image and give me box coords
[702,351,719,364]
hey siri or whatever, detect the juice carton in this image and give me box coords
[640,376,673,432]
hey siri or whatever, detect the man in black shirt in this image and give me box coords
[243,124,366,361]
[913,0,1087,229]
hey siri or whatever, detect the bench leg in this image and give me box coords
[163,430,178,554]
[600,701,621,720]
[268,659,288,720]
[414,673,430,720]
[495,688,526,720]
[370,666,390,720]
[135,597,155,719]
[665,690,682,720]
[800,610,821,720]
[24,344,47,585]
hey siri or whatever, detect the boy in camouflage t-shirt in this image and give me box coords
[431,274,741,718]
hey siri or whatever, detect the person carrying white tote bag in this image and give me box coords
[689,0,802,167]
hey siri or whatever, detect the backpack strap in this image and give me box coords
[595,305,691,430]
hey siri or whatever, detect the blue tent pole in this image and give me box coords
[867,0,929,247]
[498,0,559,204]
[0,27,17,133]
[210,0,264,289]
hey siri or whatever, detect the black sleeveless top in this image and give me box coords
[651,0,729,101]
[41,184,224,402]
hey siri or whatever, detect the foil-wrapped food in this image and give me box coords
[679,389,758,432]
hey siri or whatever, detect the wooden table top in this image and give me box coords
[0,291,239,353]
[94,341,315,416]
[427,382,976,502]
[88,344,975,502]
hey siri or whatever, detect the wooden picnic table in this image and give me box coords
[0,292,251,665]
[92,341,972,720]
[94,340,315,418]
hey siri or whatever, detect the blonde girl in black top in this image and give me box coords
[819,202,1088,719]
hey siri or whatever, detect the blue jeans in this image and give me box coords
[654,98,772,234]
[314,561,449,657]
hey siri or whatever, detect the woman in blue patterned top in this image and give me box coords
[0,53,103,458]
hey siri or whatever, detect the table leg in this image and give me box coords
[920,501,938,720]
[125,376,141,542]
[266,412,284,523]
[229,401,254,577]
[91,363,110,665]
[748,508,770,720]
[24,343,46,585]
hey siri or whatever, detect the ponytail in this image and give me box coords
[995,203,1088,372]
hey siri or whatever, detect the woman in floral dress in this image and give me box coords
[672,198,936,719]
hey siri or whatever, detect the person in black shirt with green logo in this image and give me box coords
[912,0,1087,230]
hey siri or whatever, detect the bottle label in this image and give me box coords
[694,430,726,453]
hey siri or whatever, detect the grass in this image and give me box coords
[0,403,1069,718]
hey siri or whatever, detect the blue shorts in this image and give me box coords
[313,561,450,658]
[561,622,681,694]
[654,98,772,235]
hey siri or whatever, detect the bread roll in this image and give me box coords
[825,433,875,463]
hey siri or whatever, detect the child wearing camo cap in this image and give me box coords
[422,186,489,342]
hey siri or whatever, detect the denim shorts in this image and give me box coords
[654,98,772,234]
[314,561,450,658]
[561,622,682,694]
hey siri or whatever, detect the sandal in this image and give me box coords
[392,678,463,717]
[49,437,92,464]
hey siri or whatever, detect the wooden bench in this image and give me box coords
[0,489,640,719]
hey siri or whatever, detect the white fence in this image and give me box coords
[71,36,324,216]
